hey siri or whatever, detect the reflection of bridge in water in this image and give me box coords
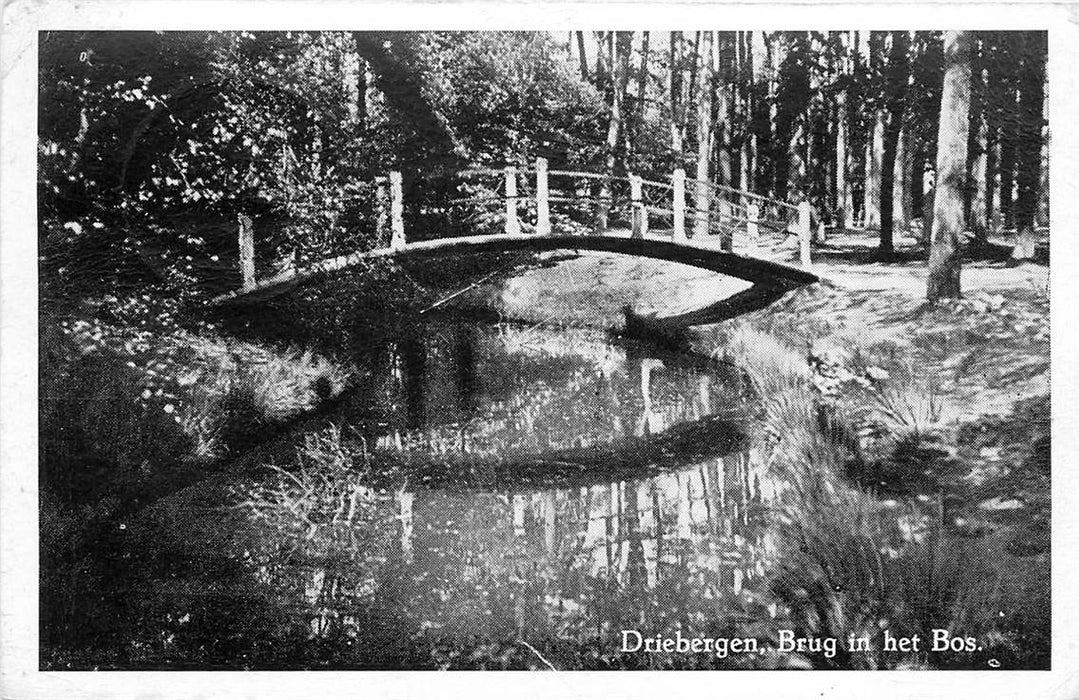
[284,321,783,643]
[211,160,819,323]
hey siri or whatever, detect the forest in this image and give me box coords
[38,30,1050,671]
[40,30,1048,304]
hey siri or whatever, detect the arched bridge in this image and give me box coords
[209,161,820,318]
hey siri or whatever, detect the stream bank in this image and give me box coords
[40,248,1049,670]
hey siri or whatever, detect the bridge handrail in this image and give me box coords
[457,166,798,221]
[683,174,800,215]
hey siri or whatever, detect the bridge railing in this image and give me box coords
[411,160,811,267]
[232,159,812,292]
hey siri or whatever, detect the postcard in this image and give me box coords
[2,2,1076,698]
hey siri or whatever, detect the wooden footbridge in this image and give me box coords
[209,159,819,312]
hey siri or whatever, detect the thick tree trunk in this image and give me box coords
[1012,31,1046,261]
[927,31,972,302]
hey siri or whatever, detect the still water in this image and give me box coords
[132,319,787,669]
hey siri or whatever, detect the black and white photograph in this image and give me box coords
[2,2,1077,697]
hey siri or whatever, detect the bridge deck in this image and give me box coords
[209,230,818,308]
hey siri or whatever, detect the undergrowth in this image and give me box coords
[712,319,1050,669]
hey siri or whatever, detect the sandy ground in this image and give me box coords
[450,232,1049,426]
[456,238,1048,329]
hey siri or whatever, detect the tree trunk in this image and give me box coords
[626,31,650,166]
[693,32,714,240]
[863,113,884,229]
[969,64,990,246]
[836,91,852,229]
[894,120,912,231]
[1036,64,1050,228]
[879,31,910,254]
[596,32,632,234]
[356,55,368,130]
[927,31,972,302]
[715,33,734,188]
[352,32,467,164]
[595,31,609,90]
[633,32,650,143]
[989,135,1003,232]
[1012,31,1046,261]
[998,119,1017,231]
[576,31,590,83]
[669,31,684,165]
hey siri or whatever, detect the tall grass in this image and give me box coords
[711,321,1049,669]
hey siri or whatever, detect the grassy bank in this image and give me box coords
[699,275,1049,669]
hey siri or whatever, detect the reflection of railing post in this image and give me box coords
[746,203,759,256]
[535,157,550,236]
[397,490,414,563]
[238,212,255,291]
[504,166,520,236]
[390,171,405,250]
[630,174,646,239]
[672,168,686,242]
[798,200,812,269]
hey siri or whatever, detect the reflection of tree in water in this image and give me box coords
[227,445,780,667]
[106,320,780,668]
[348,320,746,462]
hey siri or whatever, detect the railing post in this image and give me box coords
[504,166,520,236]
[630,174,647,239]
[672,168,686,242]
[390,171,405,250]
[746,203,759,256]
[238,212,255,291]
[535,157,550,236]
[719,200,733,251]
[798,199,812,269]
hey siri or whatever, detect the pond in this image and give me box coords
[109,315,797,669]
